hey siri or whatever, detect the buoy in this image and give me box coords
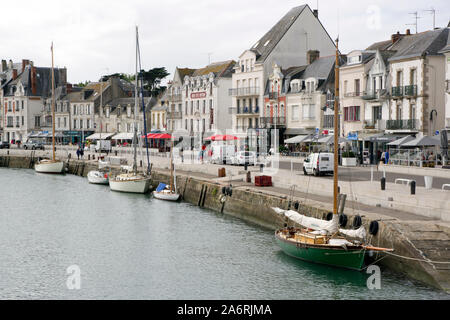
[294,202,300,210]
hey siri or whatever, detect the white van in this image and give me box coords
[211,144,236,164]
[303,153,334,176]
[95,140,112,153]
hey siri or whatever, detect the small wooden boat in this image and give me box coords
[109,172,151,194]
[153,183,180,201]
[35,159,65,174]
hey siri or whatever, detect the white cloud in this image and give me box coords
[1,0,448,84]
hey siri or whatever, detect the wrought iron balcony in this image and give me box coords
[268,92,278,100]
[260,117,286,128]
[392,86,403,98]
[383,119,418,130]
[404,85,417,97]
[236,106,260,115]
[229,87,260,97]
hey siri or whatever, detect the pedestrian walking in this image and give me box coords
[180,147,184,163]
[80,146,84,159]
[76,147,81,160]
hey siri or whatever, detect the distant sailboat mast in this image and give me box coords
[133,26,139,175]
[51,42,56,162]
[333,38,340,215]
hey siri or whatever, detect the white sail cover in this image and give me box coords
[339,226,366,240]
[273,208,339,234]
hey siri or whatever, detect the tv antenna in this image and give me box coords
[207,52,213,65]
[423,7,436,29]
[407,11,421,33]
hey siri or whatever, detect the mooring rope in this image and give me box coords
[383,251,450,264]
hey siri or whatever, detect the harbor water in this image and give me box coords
[0,168,448,299]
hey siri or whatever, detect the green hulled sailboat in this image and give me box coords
[274,38,392,271]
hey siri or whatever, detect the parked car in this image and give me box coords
[0,141,10,149]
[23,140,45,150]
[303,153,334,176]
[231,151,257,166]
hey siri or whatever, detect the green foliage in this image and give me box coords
[75,80,91,87]
[100,73,135,82]
[139,67,170,97]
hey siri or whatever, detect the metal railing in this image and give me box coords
[236,106,259,115]
[404,85,417,97]
[228,87,260,97]
[343,92,362,98]
[260,117,286,127]
[392,86,403,97]
[380,119,418,130]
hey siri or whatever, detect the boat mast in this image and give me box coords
[51,42,56,162]
[170,86,174,193]
[133,26,139,174]
[333,38,340,215]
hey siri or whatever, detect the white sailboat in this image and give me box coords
[88,77,109,185]
[109,26,151,194]
[35,42,65,174]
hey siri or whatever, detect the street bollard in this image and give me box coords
[246,171,251,183]
[88,155,90,160]
[115,150,118,156]
[291,160,293,172]
[244,162,248,171]
[381,177,386,190]
[410,181,416,195]
[260,164,264,173]
[93,155,95,160]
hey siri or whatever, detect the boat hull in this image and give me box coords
[153,191,180,201]
[87,171,109,185]
[35,161,65,174]
[109,177,151,194]
[275,231,365,271]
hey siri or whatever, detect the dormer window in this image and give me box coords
[264,40,270,47]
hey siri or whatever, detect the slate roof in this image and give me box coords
[2,65,66,98]
[191,60,235,78]
[177,67,197,79]
[389,28,449,62]
[107,97,153,115]
[250,5,308,63]
[366,40,393,51]
[301,56,335,80]
[438,28,450,53]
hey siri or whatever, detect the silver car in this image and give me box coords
[232,151,257,166]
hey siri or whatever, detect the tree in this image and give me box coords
[100,73,135,83]
[139,67,170,97]
[75,80,91,87]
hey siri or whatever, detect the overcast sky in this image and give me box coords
[1,0,448,84]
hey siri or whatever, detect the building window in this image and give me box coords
[22,116,24,126]
[58,118,61,128]
[344,106,360,121]
[64,117,67,128]
[355,79,360,96]
[73,119,77,129]
[87,119,90,129]
[291,105,300,121]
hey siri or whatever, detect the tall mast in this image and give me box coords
[170,86,174,192]
[51,42,56,162]
[133,26,138,174]
[333,38,340,215]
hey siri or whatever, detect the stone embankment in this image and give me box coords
[1,154,449,293]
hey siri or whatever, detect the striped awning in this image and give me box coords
[112,132,134,140]
[85,133,115,140]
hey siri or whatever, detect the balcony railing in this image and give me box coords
[236,106,259,115]
[268,92,278,100]
[260,117,286,128]
[229,87,260,97]
[404,85,417,97]
[343,92,362,98]
[6,124,13,128]
[381,119,418,130]
[392,86,403,98]
[363,120,382,129]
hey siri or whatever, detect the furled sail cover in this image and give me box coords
[156,183,167,192]
[273,208,339,234]
[339,226,366,240]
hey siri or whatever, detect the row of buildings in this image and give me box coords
[2,4,450,162]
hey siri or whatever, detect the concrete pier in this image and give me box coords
[1,154,449,292]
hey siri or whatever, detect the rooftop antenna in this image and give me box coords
[207,52,213,65]
[423,7,436,29]
[407,11,421,33]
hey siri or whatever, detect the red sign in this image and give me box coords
[190,92,207,99]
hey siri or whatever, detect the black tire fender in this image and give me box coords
[369,221,379,236]
[339,214,348,228]
[352,215,362,229]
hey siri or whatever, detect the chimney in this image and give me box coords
[12,69,17,80]
[313,9,318,18]
[406,29,411,35]
[1,60,6,72]
[22,59,30,73]
[391,31,403,44]
[31,66,37,95]
[66,83,73,94]
[307,50,320,64]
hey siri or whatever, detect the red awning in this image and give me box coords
[143,133,172,139]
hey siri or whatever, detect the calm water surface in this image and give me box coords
[0,168,448,299]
